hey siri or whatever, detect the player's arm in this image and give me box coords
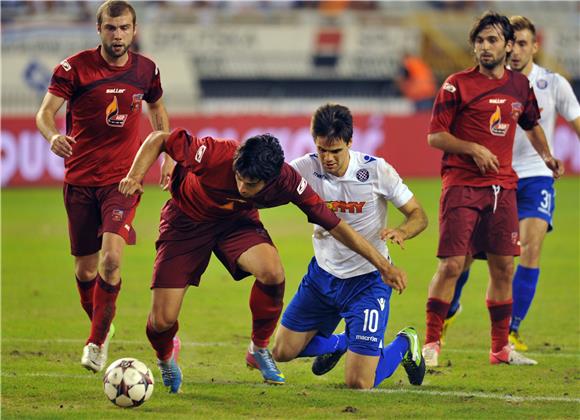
[328,220,407,294]
[147,98,174,190]
[428,131,499,174]
[119,130,169,196]
[35,92,76,158]
[524,124,564,178]
[380,197,428,250]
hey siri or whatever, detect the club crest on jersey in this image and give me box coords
[326,201,366,214]
[131,94,144,111]
[511,102,523,121]
[356,169,369,182]
[536,79,548,90]
[112,209,124,221]
[105,96,128,127]
[489,106,509,136]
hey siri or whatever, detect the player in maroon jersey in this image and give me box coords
[118,129,407,392]
[35,0,172,373]
[421,11,563,367]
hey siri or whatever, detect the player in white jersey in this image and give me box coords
[272,104,428,389]
[442,16,580,351]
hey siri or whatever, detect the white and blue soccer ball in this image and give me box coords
[103,358,154,408]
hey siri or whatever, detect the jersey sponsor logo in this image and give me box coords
[442,82,456,93]
[511,102,523,121]
[489,98,506,104]
[489,106,509,136]
[297,177,307,195]
[131,94,144,111]
[536,79,548,89]
[356,168,369,182]
[112,209,124,221]
[106,88,126,94]
[60,59,71,71]
[195,145,207,163]
[313,171,328,180]
[105,96,128,127]
[377,298,386,311]
[326,200,366,214]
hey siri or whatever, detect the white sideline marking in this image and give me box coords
[3,338,577,358]
[373,388,580,404]
[1,371,578,404]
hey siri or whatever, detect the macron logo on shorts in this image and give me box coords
[377,298,385,311]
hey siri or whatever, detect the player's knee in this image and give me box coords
[75,267,98,281]
[100,250,121,280]
[520,241,542,262]
[345,376,373,390]
[272,342,296,362]
[149,313,176,333]
[254,264,285,285]
[439,258,464,281]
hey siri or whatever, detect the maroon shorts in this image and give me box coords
[437,186,520,258]
[63,183,140,256]
[152,200,274,288]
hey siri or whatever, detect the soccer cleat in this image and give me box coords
[397,327,426,385]
[172,335,182,363]
[441,304,462,346]
[422,341,440,368]
[508,330,528,352]
[81,343,104,373]
[311,346,347,376]
[246,348,285,385]
[98,323,116,367]
[158,354,183,393]
[490,344,537,365]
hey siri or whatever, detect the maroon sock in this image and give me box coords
[146,318,179,361]
[425,298,451,344]
[249,280,285,348]
[76,276,96,320]
[87,277,120,346]
[487,299,512,353]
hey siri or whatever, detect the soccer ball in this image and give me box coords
[103,358,154,408]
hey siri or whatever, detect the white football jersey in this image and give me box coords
[513,64,580,178]
[291,150,413,279]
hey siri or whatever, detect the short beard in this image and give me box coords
[103,43,129,58]
[480,54,506,70]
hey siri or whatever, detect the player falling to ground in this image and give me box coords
[272,104,429,389]
[441,16,580,352]
[118,130,407,393]
[35,0,172,373]
[421,11,563,368]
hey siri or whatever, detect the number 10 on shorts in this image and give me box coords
[363,309,379,333]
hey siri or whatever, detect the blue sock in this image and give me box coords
[373,335,409,388]
[298,332,347,357]
[448,269,470,317]
[510,265,540,332]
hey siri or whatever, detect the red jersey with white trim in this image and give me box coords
[429,66,540,189]
[48,46,163,186]
[164,128,340,231]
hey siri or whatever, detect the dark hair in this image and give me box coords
[469,11,514,46]
[311,104,353,144]
[510,15,537,41]
[233,134,284,181]
[97,0,136,26]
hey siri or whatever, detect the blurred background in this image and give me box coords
[2,0,579,187]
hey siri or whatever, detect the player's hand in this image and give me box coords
[471,144,499,174]
[118,176,144,197]
[380,228,406,250]
[379,264,407,294]
[49,134,76,158]
[159,155,175,190]
[544,156,564,179]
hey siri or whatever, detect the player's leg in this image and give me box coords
[442,255,474,345]
[74,253,99,320]
[273,326,320,362]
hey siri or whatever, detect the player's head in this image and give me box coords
[97,1,137,60]
[233,134,285,198]
[508,16,538,73]
[469,11,514,71]
[311,103,353,177]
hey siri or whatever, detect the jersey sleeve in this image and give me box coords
[517,83,541,130]
[282,164,340,231]
[164,128,233,174]
[554,74,580,122]
[376,158,413,208]
[429,75,461,134]
[47,58,76,100]
[144,64,163,104]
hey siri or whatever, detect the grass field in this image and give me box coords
[2,178,579,419]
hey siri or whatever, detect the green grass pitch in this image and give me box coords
[2,178,579,418]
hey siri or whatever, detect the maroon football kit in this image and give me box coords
[429,66,541,258]
[153,128,341,288]
[48,46,163,255]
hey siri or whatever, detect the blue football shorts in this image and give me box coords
[517,176,555,231]
[281,257,392,356]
